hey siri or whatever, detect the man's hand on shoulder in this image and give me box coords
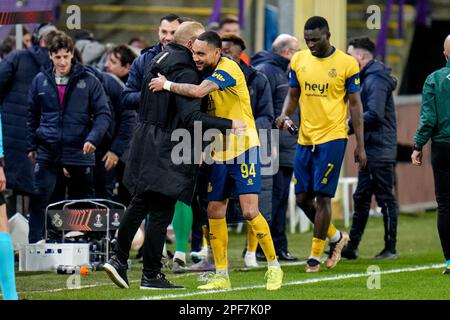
[231,119,247,136]
[149,73,168,92]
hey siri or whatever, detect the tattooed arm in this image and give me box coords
[149,73,219,98]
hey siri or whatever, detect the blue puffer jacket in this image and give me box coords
[0,45,51,194]
[349,60,397,163]
[252,51,300,168]
[27,62,112,166]
[85,66,137,162]
[121,43,162,109]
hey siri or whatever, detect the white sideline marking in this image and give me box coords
[137,264,445,300]
[17,261,307,295]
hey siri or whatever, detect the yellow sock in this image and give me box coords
[248,213,277,263]
[202,225,210,247]
[208,218,228,271]
[310,237,327,260]
[246,222,258,252]
[327,224,337,239]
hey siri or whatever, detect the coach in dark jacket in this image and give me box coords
[0,26,56,195]
[27,32,111,243]
[343,37,398,260]
[104,22,244,290]
[251,34,300,261]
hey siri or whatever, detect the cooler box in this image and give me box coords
[19,243,90,271]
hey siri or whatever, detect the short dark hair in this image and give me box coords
[221,34,246,51]
[128,36,148,47]
[219,17,240,29]
[304,16,329,31]
[197,31,222,49]
[348,36,375,55]
[110,44,137,66]
[160,14,182,24]
[48,31,74,54]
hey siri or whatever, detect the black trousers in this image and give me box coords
[270,166,293,253]
[116,190,176,276]
[28,163,94,243]
[348,162,398,252]
[431,142,450,261]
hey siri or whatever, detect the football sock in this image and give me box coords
[327,224,341,243]
[248,213,278,265]
[0,233,18,300]
[246,222,258,253]
[172,201,193,255]
[208,218,228,271]
[174,251,186,263]
[310,237,327,262]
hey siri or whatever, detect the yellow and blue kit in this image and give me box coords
[289,48,360,197]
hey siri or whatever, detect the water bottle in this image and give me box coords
[56,265,91,275]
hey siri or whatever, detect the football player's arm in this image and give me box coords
[276,69,300,129]
[348,92,367,169]
[276,87,300,129]
[149,73,219,98]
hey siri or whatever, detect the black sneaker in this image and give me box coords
[140,272,185,290]
[374,249,398,260]
[104,256,130,289]
[256,251,266,262]
[277,250,299,262]
[341,246,359,260]
[443,267,450,275]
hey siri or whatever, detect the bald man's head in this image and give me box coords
[444,35,450,60]
[272,34,300,61]
[174,21,205,50]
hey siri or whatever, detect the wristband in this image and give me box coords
[163,80,173,92]
[413,143,422,152]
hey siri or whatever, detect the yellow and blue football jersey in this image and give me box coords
[206,57,260,162]
[289,47,360,146]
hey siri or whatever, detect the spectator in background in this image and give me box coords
[341,37,398,260]
[0,110,18,300]
[221,34,275,268]
[27,32,111,243]
[105,44,137,84]
[0,24,57,217]
[92,44,137,205]
[128,36,148,51]
[74,29,106,66]
[0,36,16,61]
[217,16,251,65]
[8,26,32,49]
[252,34,300,262]
[122,14,182,110]
[411,35,450,275]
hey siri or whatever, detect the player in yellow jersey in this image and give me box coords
[276,16,367,272]
[150,31,283,290]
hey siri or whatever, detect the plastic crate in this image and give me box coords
[19,243,90,271]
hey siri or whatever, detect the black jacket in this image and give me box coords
[349,60,397,163]
[252,51,299,168]
[123,42,232,204]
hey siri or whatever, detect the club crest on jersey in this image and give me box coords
[328,68,337,78]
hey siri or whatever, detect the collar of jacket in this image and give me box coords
[253,50,290,71]
[43,60,84,85]
[141,42,163,55]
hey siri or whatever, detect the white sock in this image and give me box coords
[216,269,228,276]
[329,230,342,243]
[267,259,280,267]
[174,251,186,263]
[245,251,256,258]
[162,243,167,257]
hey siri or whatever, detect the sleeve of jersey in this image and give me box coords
[345,60,361,94]
[205,69,236,90]
[289,70,300,88]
